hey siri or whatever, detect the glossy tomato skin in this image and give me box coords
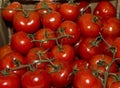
[13,11,40,33]
[73,69,103,88]
[101,17,120,38]
[57,20,80,45]
[93,1,116,19]
[0,51,26,77]
[77,13,102,37]
[21,69,52,88]
[1,2,22,22]
[51,44,75,63]
[11,31,34,55]
[78,37,103,61]
[34,28,56,50]
[46,60,73,88]
[42,11,62,31]
[59,2,79,21]
[0,73,21,88]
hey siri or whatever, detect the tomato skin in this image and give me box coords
[0,51,26,77]
[51,44,75,63]
[93,1,116,19]
[101,17,120,38]
[78,37,103,61]
[77,13,102,37]
[42,11,62,31]
[59,2,79,21]
[0,73,21,88]
[21,69,51,88]
[13,11,40,33]
[73,69,103,88]
[34,28,56,50]
[57,20,80,45]
[1,2,22,22]
[46,61,73,88]
[11,31,34,55]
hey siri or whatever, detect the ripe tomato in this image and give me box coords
[46,60,73,88]
[0,45,13,60]
[0,73,21,88]
[93,1,116,19]
[34,28,56,50]
[51,44,75,63]
[0,51,26,77]
[78,37,103,61]
[89,54,118,75]
[1,2,22,22]
[57,20,80,45]
[59,2,79,21]
[21,69,51,88]
[42,11,62,31]
[13,11,40,33]
[11,31,34,55]
[77,13,102,37]
[73,69,103,88]
[101,17,120,38]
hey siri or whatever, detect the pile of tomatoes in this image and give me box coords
[0,0,120,88]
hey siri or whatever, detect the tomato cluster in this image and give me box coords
[0,0,120,88]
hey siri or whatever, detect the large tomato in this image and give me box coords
[77,13,102,37]
[1,1,22,22]
[0,73,21,88]
[21,69,51,88]
[13,11,40,33]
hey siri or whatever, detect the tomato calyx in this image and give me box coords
[92,16,99,23]
[0,68,10,76]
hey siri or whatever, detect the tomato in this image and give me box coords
[59,2,79,21]
[57,20,80,45]
[25,47,49,69]
[21,69,51,88]
[73,69,103,88]
[77,13,102,37]
[11,31,34,55]
[42,11,62,31]
[46,60,73,88]
[1,2,22,22]
[0,51,26,77]
[101,17,120,38]
[78,37,103,61]
[89,54,118,76]
[51,44,75,63]
[13,11,40,33]
[34,28,56,50]
[0,45,13,60]
[93,1,116,19]
[0,73,21,88]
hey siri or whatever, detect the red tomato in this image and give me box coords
[0,45,13,60]
[46,60,73,88]
[0,51,26,77]
[101,17,120,38]
[0,73,21,88]
[59,2,79,21]
[78,37,103,61]
[34,28,56,50]
[11,31,34,55]
[25,47,49,69]
[89,54,118,75]
[93,1,116,19]
[21,69,51,88]
[57,20,80,45]
[42,11,62,31]
[13,11,40,33]
[51,44,75,63]
[73,69,103,88]
[1,2,22,22]
[77,13,102,37]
